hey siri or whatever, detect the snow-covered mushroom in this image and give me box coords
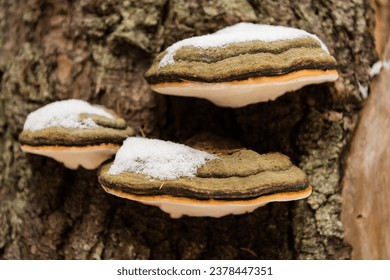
[145,22,338,108]
[98,137,311,218]
[19,99,135,169]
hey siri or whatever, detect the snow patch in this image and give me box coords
[159,22,330,67]
[23,99,115,131]
[369,60,390,77]
[370,61,383,77]
[357,81,368,99]
[108,137,217,180]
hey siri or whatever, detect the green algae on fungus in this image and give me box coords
[144,22,338,108]
[19,99,135,170]
[98,137,311,218]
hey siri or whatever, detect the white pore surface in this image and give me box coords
[153,71,339,108]
[23,99,115,131]
[159,22,329,67]
[108,137,217,179]
[130,198,269,218]
[103,185,312,218]
[21,145,118,170]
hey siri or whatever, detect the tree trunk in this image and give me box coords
[341,0,390,259]
[0,0,377,259]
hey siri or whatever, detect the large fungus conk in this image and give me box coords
[145,22,338,108]
[98,137,311,218]
[19,99,134,169]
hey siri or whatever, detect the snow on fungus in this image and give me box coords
[23,99,115,131]
[108,137,217,180]
[145,22,338,108]
[19,99,134,170]
[159,22,330,67]
[98,136,311,218]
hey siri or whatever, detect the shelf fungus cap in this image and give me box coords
[98,137,311,218]
[19,99,135,169]
[145,22,338,108]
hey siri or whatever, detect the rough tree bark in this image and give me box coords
[0,0,377,259]
[341,0,390,259]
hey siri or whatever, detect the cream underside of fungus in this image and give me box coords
[98,138,311,218]
[146,22,338,107]
[20,99,134,169]
[101,184,312,218]
[20,143,119,170]
[152,69,338,108]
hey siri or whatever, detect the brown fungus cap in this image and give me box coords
[19,118,133,147]
[144,23,338,108]
[19,99,135,169]
[98,136,311,218]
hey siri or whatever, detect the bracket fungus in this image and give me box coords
[145,22,338,108]
[19,99,135,169]
[98,137,311,218]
